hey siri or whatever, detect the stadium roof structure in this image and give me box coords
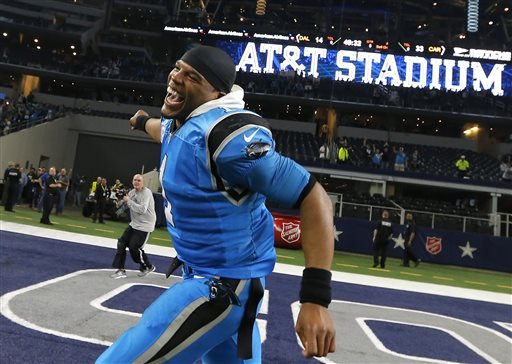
[172,0,511,50]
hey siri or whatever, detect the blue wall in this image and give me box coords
[335,216,512,273]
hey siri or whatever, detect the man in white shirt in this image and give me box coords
[110,174,157,278]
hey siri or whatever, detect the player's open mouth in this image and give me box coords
[165,86,184,106]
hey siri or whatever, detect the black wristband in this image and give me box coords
[134,115,151,133]
[299,267,332,308]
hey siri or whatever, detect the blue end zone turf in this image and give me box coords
[1,229,511,364]
[366,320,488,363]
[105,286,165,314]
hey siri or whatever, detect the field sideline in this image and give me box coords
[0,204,510,294]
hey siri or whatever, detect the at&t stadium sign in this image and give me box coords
[218,41,511,97]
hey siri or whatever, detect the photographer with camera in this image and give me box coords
[110,174,156,279]
[112,178,125,194]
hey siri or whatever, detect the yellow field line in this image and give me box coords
[15,216,33,221]
[464,280,487,286]
[399,271,422,276]
[67,224,86,229]
[496,285,512,289]
[433,276,454,281]
[336,263,359,268]
[152,237,169,241]
[369,267,389,272]
[95,228,115,233]
[277,254,295,259]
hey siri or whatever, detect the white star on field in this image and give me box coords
[459,241,477,259]
[392,233,406,249]
[333,225,343,242]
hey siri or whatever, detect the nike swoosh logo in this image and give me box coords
[243,128,259,143]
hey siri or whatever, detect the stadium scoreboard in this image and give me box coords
[164,26,512,97]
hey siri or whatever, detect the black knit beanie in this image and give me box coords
[181,45,236,93]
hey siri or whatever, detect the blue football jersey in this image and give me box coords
[159,107,310,279]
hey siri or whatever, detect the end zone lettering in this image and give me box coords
[232,41,507,96]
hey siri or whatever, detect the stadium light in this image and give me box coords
[463,126,479,136]
[256,0,266,15]
[467,0,479,33]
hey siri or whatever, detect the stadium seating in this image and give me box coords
[0,96,65,135]
[270,129,507,185]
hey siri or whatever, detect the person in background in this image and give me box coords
[362,138,373,166]
[372,209,393,269]
[88,176,101,203]
[30,167,43,209]
[36,167,48,212]
[319,143,331,161]
[90,176,101,194]
[500,157,512,182]
[371,147,383,168]
[110,174,157,279]
[394,146,407,172]
[73,175,87,207]
[56,168,69,215]
[111,178,125,195]
[409,150,420,170]
[401,212,420,267]
[26,167,37,207]
[4,162,21,212]
[16,167,28,205]
[92,177,108,224]
[381,143,393,169]
[1,161,14,206]
[455,155,470,178]
[40,167,61,225]
[337,138,350,164]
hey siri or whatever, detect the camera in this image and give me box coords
[115,189,127,200]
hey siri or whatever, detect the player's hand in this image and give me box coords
[122,195,130,203]
[295,302,336,358]
[129,109,149,130]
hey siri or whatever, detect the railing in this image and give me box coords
[499,213,511,238]
[1,115,55,136]
[328,193,510,237]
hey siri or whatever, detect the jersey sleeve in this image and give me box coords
[212,119,312,208]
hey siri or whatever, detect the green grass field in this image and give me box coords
[1,204,510,294]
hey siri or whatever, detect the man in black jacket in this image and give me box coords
[372,209,393,269]
[402,212,420,267]
[4,162,21,212]
[40,167,61,225]
[92,177,109,224]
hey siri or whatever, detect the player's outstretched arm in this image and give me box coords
[129,109,161,143]
[295,182,336,358]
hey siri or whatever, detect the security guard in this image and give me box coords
[4,163,21,212]
[402,212,420,267]
[455,155,470,178]
[338,140,349,163]
[372,209,393,269]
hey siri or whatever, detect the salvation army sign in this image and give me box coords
[273,212,302,249]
